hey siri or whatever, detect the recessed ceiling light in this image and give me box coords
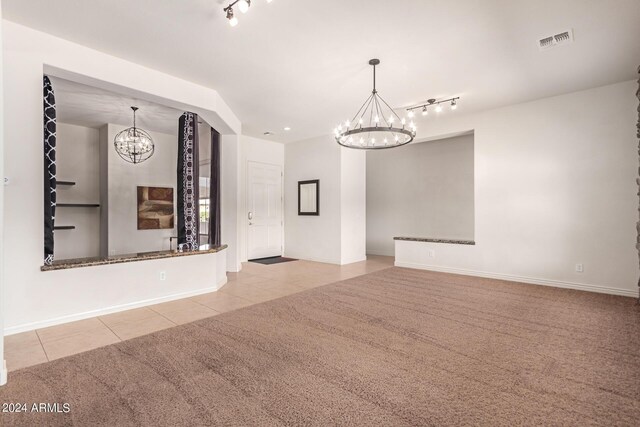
[284,127,291,131]
[264,131,274,136]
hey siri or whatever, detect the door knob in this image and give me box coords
[249,222,253,225]
[248,211,253,220]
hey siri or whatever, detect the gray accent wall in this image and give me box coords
[366,134,474,256]
[55,123,101,260]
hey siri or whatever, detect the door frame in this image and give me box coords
[246,160,284,259]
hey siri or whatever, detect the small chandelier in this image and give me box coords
[335,59,416,150]
[114,106,154,164]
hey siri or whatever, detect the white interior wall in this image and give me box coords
[367,134,475,256]
[107,124,178,255]
[0,0,6,385]
[7,252,227,335]
[98,125,109,257]
[55,123,101,259]
[222,135,241,272]
[2,21,240,136]
[1,20,238,334]
[340,148,367,264]
[284,136,366,265]
[284,136,343,264]
[395,80,639,297]
[239,136,285,262]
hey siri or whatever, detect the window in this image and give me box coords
[199,198,209,236]
[199,174,210,238]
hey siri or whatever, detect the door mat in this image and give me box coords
[249,256,298,265]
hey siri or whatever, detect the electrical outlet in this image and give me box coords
[159,271,167,281]
[427,249,435,258]
[575,263,584,273]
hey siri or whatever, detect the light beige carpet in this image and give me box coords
[1,267,639,426]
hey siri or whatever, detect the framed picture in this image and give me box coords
[137,186,175,230]
[298,180,320,216]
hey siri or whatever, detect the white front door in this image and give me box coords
[247,161,283,260]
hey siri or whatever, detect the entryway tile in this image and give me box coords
[4,331,48,371]
[100,307,176,340]
[191,293,253,313]
[149,299,219,325]
[37,317,111,343]
[40,325,120,361]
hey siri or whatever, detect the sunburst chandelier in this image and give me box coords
[334,59,416,150]
[114,106,155,164]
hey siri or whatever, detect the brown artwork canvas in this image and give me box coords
[137,186,174,230]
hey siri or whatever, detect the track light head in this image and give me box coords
[226,7,238,26]
[421,106,428,116]
[451,99,458,110]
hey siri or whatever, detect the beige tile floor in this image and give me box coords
[4,255,393,372]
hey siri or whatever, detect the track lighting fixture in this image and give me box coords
[226,7,238,26]
[406,97,461,117]
[224,0,270,27]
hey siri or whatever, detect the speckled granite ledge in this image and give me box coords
[41,244,228,271]
[394,237,475,245]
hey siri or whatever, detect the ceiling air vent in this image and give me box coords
[538,29,574,50]
[539,36,554,49]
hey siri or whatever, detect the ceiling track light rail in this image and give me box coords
[406,97,460,117]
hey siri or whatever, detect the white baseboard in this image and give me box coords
[395,261,639,298]
[341,257,368,265]
[366,250,395,257]
[283,253,368,266]
[4,276,228,336]
[283,253,341,265]
[0,360,7,386]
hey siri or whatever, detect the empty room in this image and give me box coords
[0,0,639,425]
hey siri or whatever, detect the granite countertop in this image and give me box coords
[393,237,476,245]
[41,244,228,271]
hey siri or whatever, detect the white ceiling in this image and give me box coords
[4,0,640,143]
[50,77,183,135]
